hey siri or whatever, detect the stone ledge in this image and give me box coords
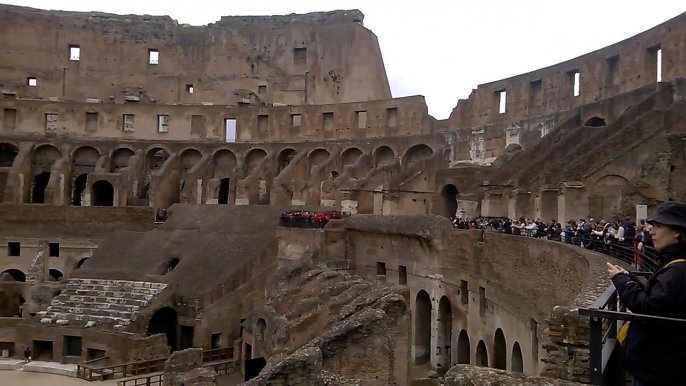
[441,365,585,385]
[0,359,24,370]
[22,361,77,377]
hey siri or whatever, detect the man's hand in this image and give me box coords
[607,262,628,278]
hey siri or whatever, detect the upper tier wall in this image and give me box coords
[450,11,686,128]
[0,5,391,106]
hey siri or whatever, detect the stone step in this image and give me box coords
[42,311,132,326]
[61,288,155,301]
[68,279,166,290]
[65,284,164,296]
[48,301,140,313]
[46,306,133,319]
[53,295,149,307]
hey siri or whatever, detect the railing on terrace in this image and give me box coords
[78,347,234,382]
[116,353,236,386]
[579,277,686,385]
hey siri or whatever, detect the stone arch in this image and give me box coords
[584,116,607,127]
[476,340,488,367]
[110,147,135,172]
[72,146,100,169]
[147,307,178,350]
[213,149,237,177]
[0,142,19,167]
[0,269,26,282]
[179,148,202,172]
[245,148,267,173]
[437,296,452,370]
[373,145,395,167]
[92,180,114,206]
[402,144,433,168]
[414,290,432,365]
[457,329,470,364]
[512,341,524,373]
[31,144,61,173]
[590,174,629,220]
[48,269,63,281]
[146,147,170,172]
[75,257,89,269]
[72,173,88,206]
[494,328,507,370]
[341,147,363,166]
[31,172,51,203]
[440,184,459,219]
[308,148,330,169]
[277,148,297,173]
[256,318,267,349]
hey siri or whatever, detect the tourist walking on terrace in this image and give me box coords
[607,201,686,386]
[23,347,31,363]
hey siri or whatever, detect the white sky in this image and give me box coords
[5,1,686,119]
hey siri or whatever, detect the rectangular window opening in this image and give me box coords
[157,115,169,133]
[606,55,620,85]
[291,114,301,127]
[386,107,398,127]
[225,118,237,143]
[497,90,507,114]
[258,85,267,94]
[376,262,386,276]
[257,114,268,132]
[571,71,581,97]
[211,333,222,349]
[48,243,60,257]
[529,79,542,106]
[148,49,159,65]
[294,47,307,66]
[3,109,17,130]
[461,280,469,305]
[28,77,37,87]
[657,48,663,82]
[45,113,58,133]
[398,265,407,285]
[479,286,487,315]
[186,84,194,94]
[356,110,367,129]
[85,112,98,132]
[69,45,80,61]
[8,242,20,257]
[122,114,135,132]
[322,112,334,131]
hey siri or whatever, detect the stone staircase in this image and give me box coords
[36,278,167,329]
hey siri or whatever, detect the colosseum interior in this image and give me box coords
[0,3,685,386]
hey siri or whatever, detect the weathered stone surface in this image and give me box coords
[441,365,585,385]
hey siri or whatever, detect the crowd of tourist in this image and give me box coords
[279,210,349,228]
[450,216,658,270]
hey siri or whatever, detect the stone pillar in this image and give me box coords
[508,189,533,219]
[481,191,508,218]
[557,182,586,225]
[26,240,49,285]
[534,187,558,221]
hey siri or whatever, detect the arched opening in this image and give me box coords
[512,341,524,373]
[75,257,89,269]
[218,178,231,204]
[329,170,339,180]
[584,117,607,127]
[437,296,452,370]
[166,258,180,274]
[72,146,100,175]
[476,340,488,367]
[441,184,459,219]
[92,180,114,207]
[402,144,433,168]
[414,290,432,365]
[146,148,169,172]
[0,143,19,167]
[457,330,471,364]
[72,173,88,206]
[307,149,330,171]
[147,307,178,351]
[110,148,135,172]
[256,318,267,351]
[213,149,237,177]
[244,149,267,173]
[341,147,362,166]
[31,172,51,204]
[49,269,63,281]
[277,148,297,173]
[0,269,26,282]
[31,145,61,173]
[180,149,202,173]
[373,146,395,167]
[494,328,507,370]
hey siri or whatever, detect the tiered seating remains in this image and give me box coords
[279,211,348,228]
[36,279,167,329]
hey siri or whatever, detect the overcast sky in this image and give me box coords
[5,1,686,118]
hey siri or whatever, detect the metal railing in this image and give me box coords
[78,347,234,382]
[117,354,236,386]
[579,279,686,385]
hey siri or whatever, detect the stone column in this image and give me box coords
[557,182,586,225]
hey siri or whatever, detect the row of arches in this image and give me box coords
[414,290,524,373]
[0,268,64,282]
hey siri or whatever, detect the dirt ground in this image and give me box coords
[0,371,119,385]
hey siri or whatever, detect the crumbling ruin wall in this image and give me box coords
[163,348,217,386]
[440,364,585,386]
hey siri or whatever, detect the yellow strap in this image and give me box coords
[666,258,686,267]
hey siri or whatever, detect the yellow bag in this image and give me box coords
[617,258,686,346]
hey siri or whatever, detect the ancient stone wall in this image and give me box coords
[0,6,390,107]
[449,11,686,129]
